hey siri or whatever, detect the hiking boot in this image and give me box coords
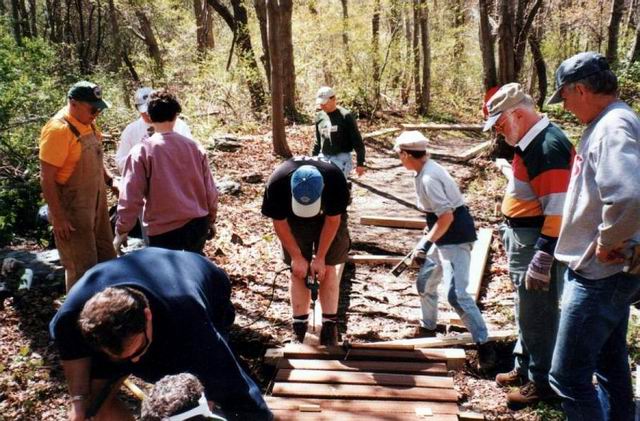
[320,322,338,346]
[413,326,437,338]
[477,342,497,372]
[507,381,557,410]
[291,321,308,344]
[495,368,525,387]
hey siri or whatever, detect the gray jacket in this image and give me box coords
[555,100,640,279]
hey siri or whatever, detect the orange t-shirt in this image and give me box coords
[39,107,101,184]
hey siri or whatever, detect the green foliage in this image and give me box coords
[0,18,64,246]
[618,61,640,114]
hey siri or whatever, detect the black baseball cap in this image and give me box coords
[547,52,610,105]
[67,81,110,110]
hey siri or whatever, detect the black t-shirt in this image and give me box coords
[261,156,349,221]
[49,248,271,420]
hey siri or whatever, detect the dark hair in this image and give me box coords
[140,373,208,421]
[78,287,148,354]
[404,149,427,159]
[147,89,182,123]
[575,70,618,96]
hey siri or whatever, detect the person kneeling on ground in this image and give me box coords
[49,247,272,421]
[262,156,350,345]
[394,131,495,371]
[141,373,226,421]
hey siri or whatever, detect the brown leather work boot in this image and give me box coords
[507,381,557,410]
[495,368,525,387]
[320,322,338,346]
[413,326,437,338]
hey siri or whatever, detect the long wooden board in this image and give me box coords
[281,345,465,370]
[362,127,402,140]
[359,215,426,230]
[276,359,448,375]
[275,369,455,389]
[368,330,516,348]
[272,382,459,402]
[401,123,484,131]
[348,255,403,264]
[272,410,458,421]
[266,397,459,414]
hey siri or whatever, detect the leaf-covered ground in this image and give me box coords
[1,121,570,420]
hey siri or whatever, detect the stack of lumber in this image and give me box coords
[266,343,463,420]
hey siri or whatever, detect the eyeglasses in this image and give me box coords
[127,328,150,361]
[493,110,515,133]
[75,100,101,116]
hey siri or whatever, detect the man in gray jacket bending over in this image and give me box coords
[547,51,640,421]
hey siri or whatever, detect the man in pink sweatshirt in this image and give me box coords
[114,90,218,254]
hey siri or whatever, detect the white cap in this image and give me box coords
[134,87,154,113]
[315,86,335,105]
[393,131,429,152]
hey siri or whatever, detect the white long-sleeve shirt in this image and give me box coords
[115,117,192,173]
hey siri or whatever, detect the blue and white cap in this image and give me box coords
[291,165,324,218]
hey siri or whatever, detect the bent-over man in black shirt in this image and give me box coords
[262,156,350,345]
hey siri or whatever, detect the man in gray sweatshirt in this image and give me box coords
[547,52,640,421]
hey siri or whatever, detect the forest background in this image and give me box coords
[1,0,639,247]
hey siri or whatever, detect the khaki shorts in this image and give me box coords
[282,214,350,265]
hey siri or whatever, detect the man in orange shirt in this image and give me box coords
[39,81,117,291]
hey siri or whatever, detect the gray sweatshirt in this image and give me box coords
[555,100,640,279]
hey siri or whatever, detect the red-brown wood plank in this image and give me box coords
[275,369,455,389]
[272,409,458,421]
[281,344,465,370]
[275,359,448,375]
[271,382,458,402]
[265,397,459,414]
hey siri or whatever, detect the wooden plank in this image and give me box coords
[272,382,459,402]
[360,215,426,229]
[275,359,449,375]
[459,411,485,420]
[281,345,465,370]
[275,369,455,389]
[467,228,493,300]
[346,341,415,350]
[401,123,484,131]
[368,330,516,348]
[273,409,458,421]
[266,397,459,414]
[458,140,491,160]
[349,255,402,265]
[362,127,402,140]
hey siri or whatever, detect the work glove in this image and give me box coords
[113,231,128,256]
[525,250,554,291]
[411,237,434,267]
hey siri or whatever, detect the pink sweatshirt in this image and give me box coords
[117,131,218,236]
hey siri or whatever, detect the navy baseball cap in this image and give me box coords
[291,165,324,218]
[547,52,610,105]
[68,81,110,110]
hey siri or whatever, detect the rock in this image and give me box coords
[211,135,243,152]
[230,233,244,245]
[241,173,263,184]
[217,178,242,196]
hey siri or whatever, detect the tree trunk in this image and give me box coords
[279,0,298,121]
[528,31,547,110]
[135,9,163,75]
[209,0,266,112]
[452,0,464,89]
[606,0,625,65]
[266,0,291,157]
[254,0,271,89]
[624,0,637,38]
[497,0,516,84]
[10,0,22,45]
[401,3,412,104]
[194,0,214,53]
[28,0,36,37]
[478,0,497,90]
[412,0,421,109]
[372,0,381,108]
[340,0,352,73]
[418,0,430,115]
[513,0,542,77]
[630,20,640,64]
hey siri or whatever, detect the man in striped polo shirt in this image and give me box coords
[484,83,575,409]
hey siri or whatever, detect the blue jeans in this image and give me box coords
[549,270,640,421]
[500,225,564,386]
[416,242,488,343]
[320,152,352,178]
